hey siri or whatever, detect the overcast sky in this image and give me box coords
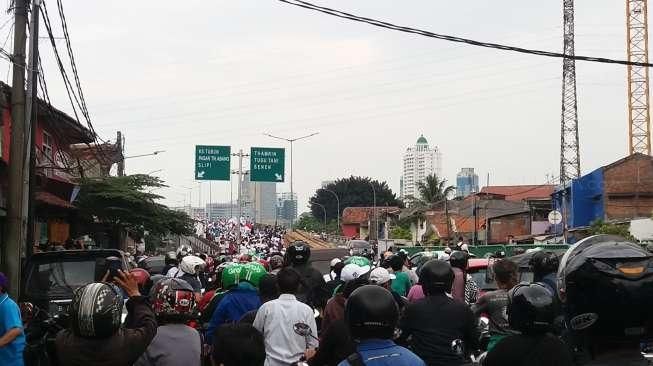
[3,0,632,213]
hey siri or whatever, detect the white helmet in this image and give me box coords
[179,255,206,275]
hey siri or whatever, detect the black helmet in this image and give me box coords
[70,283,122,338]
[529,251,559,277]
[558,234,653,340]
[287,241,311,265]
[345,285,398,340]
[449,251,469,270]
[508,283,555,334]
[418,259,454,295]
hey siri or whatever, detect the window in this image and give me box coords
[42,131,53,160]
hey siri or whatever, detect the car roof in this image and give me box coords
[29,249,124,260]
[468,258,490,269]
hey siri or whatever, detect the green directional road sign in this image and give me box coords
[195,145,231,180]
[250,147,285,182]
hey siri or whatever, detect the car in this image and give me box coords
[21,249,131,317]
[467,258,497,294]
[347,240,372,257]
[140,255,166,275]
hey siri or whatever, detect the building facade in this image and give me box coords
[401,135,442,200]
[240,175,276,224]
[456,168,479,198]
[277,192,297,225]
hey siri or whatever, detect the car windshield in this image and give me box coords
[469,269,497,291]
[27,260,98,298]
[350,241,369,248]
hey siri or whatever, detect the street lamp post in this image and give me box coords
[263,132,319,231]
[367,180,377,241]
[311,201,327,234]
[321,188,340,235]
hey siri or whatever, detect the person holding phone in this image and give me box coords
[55,270,157,366]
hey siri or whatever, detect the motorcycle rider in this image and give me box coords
[286,241,327,308]
[0,272,25,366]
[338,285,425,366]
[212,323,266,366]
[134,278,201,366]
[161,251,177,276]
[55,270,157,366]
[398,259,478,366]
[471,258,519,351]
[484,283,573,366]
[557,234,653,365]
[529,251,559,296]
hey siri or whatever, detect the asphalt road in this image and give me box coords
[309,247,349,275]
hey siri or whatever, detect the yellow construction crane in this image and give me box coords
[627,0,652,155]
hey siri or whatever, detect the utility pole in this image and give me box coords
[117,131,125,177]
[4,0,29,297]
[233,149,249,251]
[25,0,41,258]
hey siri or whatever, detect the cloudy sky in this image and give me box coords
[3,0,632,212]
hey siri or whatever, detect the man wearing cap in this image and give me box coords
[369,267,407,312]
[0,272,25,366]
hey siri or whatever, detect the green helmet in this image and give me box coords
[221,264,242,289]
[240,262,267,288]
[345,256,372,267]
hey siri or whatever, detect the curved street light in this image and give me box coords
[320,188,340,235]
[310,200,327,234]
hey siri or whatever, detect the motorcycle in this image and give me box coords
[21,302,66,366]
[291,322,319,366]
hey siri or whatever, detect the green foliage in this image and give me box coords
[309,176,402,221]
[416,174,455,205]
[390,226,412,240]
[295,214,339,234]
[589,220,636,241]
[75,174,194,237]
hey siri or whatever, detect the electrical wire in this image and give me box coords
[277,0,653,67]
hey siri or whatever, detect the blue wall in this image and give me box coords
[553,168,604,229]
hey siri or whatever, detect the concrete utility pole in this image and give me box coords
[321,188,340,234]
[4,0,29,297]
[233,149,249,251]
[25,0,41,258]
[367,180,377,241]
[117,131,125,177]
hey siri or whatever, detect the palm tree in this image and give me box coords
[417,174,455,205]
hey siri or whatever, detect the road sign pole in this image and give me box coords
[237,149,243,250]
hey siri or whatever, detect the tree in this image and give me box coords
[589,220,635,241]
[308,176,402,221]
[417,174,455,205]
[75,174,194,238]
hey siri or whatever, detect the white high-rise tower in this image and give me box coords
[401,135,442,200]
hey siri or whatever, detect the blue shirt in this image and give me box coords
[206,283,261,343]
[338,339,426,366]
[0,293,25,366]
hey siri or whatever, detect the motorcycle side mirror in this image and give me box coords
[293,322,312,337]
[451,339,465,356]
[19,302,35,324]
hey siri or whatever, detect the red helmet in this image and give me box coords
[258,259,270,272]
[130,268,151,287]
[238,254,252,263]
[150,278,196,320]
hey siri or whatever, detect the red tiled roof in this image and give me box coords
[36,191,75,209]
[341,206,400,225]
[426,211,484,237]
[480,185,555,202]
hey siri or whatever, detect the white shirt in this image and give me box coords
[253,294,318,366]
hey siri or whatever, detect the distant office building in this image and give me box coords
[401,135,443,200]
[205,203,239,220]
[456,168,479,197]
[239,175,277,224]
[277,192,298,225]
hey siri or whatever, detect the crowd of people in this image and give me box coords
[1,234,653,366]
[198,218,286,257]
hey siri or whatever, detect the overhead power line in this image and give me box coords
[277,0,653,67]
